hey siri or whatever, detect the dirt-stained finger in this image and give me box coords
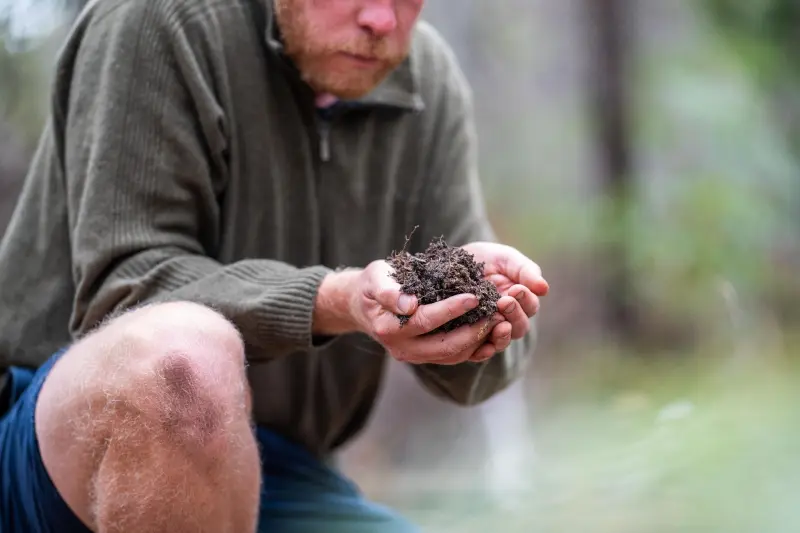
[468,343,498,363]
[410,313,504,364]
[498,247,548,297]
[497,296,531,340]
[402,294,479,336]
[489,320,513,352]
[506,285,540,317]
[366,261,419,316]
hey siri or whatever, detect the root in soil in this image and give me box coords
[387,228,501,334]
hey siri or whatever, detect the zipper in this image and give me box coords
[313,109,333,266]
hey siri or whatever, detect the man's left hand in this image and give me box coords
[460,242,549,363]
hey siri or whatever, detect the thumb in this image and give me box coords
[370,262,419,315]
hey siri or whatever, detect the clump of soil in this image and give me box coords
[387,231,501,334]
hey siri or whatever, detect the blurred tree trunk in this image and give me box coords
[585,0,639,342]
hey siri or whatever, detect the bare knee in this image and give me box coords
[86,301,249,414]
[104,301,246,366]
[36,301,256,527]
[94,301,249,426]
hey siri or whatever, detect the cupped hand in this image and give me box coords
[349,260,505,365]
[459,242,549,362]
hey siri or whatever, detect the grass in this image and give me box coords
[359,337,800,533]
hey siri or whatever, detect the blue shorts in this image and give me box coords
[0,351,417,533]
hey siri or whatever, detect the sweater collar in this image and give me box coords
[264,2,424,112]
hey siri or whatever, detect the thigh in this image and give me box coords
[255,427,420,533]
[0,353,93,533]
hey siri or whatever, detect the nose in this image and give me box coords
[357,3,397,37]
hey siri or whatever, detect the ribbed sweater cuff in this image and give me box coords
[252,265,333,351]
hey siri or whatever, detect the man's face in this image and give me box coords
[275,0,425,99]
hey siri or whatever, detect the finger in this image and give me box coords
[489,320,513,352]
[370,293,478,344]
[402,293,479,336]
[499,248,549,297]
[469,319,515,363]
[407,313,503,365]
[522,267,549,297]
[505,285,540,317]
[468,342,498,363]
[369,262,419,316]
[497,296,531,340]
[486,273,510,288]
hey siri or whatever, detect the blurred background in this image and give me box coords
[3,0,800,531]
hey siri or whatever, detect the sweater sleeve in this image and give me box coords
[62,0,331,358]
[408,39,537,406]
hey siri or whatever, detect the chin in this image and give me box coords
[330,73,393,99]
[328,86,375,100]
[296,53,401,100]
[307,79,374,100]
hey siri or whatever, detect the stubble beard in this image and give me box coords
[274,0,410,99]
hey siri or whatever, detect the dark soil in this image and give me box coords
[387,232,501,334]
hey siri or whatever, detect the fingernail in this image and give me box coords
[514,291,525,302]
[398,294,415,314]
[464,296,479,310]
[504,301,516,315]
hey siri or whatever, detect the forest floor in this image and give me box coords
[358,338,800,533]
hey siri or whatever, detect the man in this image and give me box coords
[0,0,549,531]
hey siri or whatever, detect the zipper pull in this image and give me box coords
[318,120,331,162]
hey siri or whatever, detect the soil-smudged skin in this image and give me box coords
[387,235,501,334]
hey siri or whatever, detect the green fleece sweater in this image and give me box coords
[0,0,535,455]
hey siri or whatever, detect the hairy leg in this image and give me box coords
[35,302,261,533]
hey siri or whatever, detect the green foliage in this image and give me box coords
[0,40,50,143]
[700,0,800,83]
[698,0,800,84]
[629,36,798,327]
[698,0,800,159]
[481,14,800,344]
[0,0,82,145]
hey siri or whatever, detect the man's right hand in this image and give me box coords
[344,260,507,365]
